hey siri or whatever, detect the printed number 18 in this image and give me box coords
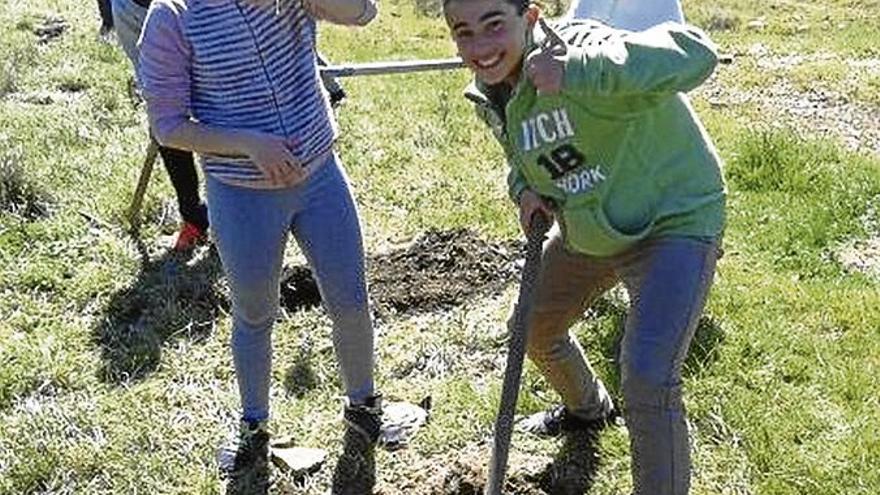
[538,144,585,179]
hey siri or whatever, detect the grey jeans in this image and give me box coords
[110,0,147,72]
[520,227,718,495]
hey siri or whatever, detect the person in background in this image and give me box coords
[101,0,346,252]
[564,0,684,30]
[111,0,211,250]
[97,0,114,35]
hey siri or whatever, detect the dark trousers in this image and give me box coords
[157,145,208,230]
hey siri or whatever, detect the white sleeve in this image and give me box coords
[564,0,684,30]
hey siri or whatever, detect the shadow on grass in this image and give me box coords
[535,428,602,495]
[91,234,227,384]
[91,234,327,386]
[282,334,320,398]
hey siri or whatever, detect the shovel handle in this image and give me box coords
[485,213,551,495]
[126,138,159,230]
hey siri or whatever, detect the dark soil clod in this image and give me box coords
[32,16,68,43]
[280,265,322,312]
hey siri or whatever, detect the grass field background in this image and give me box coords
[1,0,878,493]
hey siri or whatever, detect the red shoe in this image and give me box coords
[173,222,208,251]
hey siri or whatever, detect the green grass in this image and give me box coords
[1,0,879,494]
[687,0,880,109]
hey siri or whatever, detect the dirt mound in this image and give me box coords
[369,229,519,314]
[281,229,521,315]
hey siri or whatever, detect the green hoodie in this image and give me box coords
[465,19,726,257]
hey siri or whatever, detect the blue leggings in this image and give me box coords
[207,155,374,422]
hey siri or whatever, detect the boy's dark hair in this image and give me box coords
[443,0,530,15]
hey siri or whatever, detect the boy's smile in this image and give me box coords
[444,0,538,86]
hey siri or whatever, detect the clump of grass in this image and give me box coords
[0,145,51,219]
[0,59,16,98]
[727,128,840,193]
[726,127,880,277]
[57,78,89,93]
[413,0,443,17]
[704,8,741,31]
[0,41,35,99]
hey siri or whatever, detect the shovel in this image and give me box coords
[485,213,551,495]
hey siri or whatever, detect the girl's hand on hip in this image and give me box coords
[519,189,554,235]
[244,133,305,187]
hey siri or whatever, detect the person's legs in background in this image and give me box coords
[157,145,209,250]
[112,0,208,251]
[97,0,113,35]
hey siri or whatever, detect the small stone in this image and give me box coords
[270,446,327,475]
[747,18,766,31]
[748,43,770,57]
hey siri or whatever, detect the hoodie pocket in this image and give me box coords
[561,200,654,257]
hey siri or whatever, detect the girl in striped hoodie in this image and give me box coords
[138,1,379,492]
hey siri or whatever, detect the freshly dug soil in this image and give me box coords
[281,229,521,315]
[368,229,520,314]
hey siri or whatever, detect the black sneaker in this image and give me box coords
[217,420,271,495]
[331,395,382,495]
[518,404,618,438]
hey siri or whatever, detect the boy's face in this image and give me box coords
[445,0,538,85]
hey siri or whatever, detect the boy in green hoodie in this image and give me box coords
[443,1,725,493]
